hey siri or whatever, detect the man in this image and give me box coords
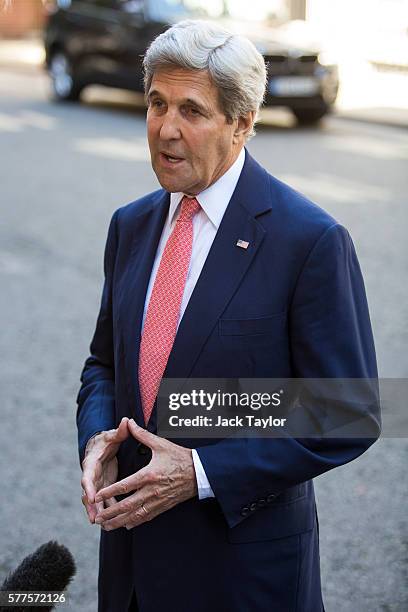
[77,20,380,612]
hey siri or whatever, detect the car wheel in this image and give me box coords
[49,52,82,102]
[292,108,328,126]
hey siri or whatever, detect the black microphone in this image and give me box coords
[0,541,76,611]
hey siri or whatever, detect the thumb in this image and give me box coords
[112,417,130,443]
[82,475,96,505]
[128,419,160,450]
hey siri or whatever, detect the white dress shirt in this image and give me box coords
[142,148,246,499]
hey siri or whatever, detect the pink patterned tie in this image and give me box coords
[139,196,201,424]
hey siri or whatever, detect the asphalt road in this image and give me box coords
[0,69,407,612]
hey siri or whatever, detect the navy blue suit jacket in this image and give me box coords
[77,150,380,612]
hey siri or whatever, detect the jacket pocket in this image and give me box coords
[219,312,287,336]
[227,484,313,543]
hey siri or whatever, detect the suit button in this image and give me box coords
[266,493,277,503]
[249,502,257,512]
[241,506,250,517]
[138,443,149,456]
[258,498,267,507]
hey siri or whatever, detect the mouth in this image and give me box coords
[159,152,185,166]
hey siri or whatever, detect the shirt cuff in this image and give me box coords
[191,449,215,499]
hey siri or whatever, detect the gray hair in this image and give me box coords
[143,20,267,139]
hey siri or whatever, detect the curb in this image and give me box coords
[334,110,408,130]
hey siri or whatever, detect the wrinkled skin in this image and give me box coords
[93,419,198,530]
[81,417,130,523]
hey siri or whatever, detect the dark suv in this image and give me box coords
[44,0,339,125]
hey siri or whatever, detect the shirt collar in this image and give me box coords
[169,148,246,229]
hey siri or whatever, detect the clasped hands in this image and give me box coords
[81,417,198,531]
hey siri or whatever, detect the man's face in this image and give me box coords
[146,67,240,195]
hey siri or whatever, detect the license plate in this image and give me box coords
[269,77,319,96]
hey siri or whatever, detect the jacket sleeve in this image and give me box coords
[76,210,119,466]
[196,223,381,528]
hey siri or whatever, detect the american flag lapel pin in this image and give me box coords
[236,239,249,250]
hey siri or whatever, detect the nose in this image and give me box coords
[159,108,181,141]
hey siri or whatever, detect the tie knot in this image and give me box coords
[178,196,201,223]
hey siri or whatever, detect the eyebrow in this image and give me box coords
[147,90,212,116]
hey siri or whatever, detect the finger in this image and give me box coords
[125,503,153,530]
[102,501,154,531]
[95,469,147,503]
[103,495,167,531]
[88,503,98,523]
[81,473,97,505]
[101,509,135,531]
[95,489,147,522]
[82,495,98,523]
[115,417,130,441]
[127,419,162,449]
[106,417,130,445]
[105,497,117,508]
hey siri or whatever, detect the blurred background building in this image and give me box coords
[0,0,45,37]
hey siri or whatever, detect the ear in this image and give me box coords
[233,111,255,143]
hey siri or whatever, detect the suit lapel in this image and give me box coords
[163,150,272,382]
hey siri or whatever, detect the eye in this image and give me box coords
[150,99,164,109]
[181,105,202,118]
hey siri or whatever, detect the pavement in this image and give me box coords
[0,36,45,70]
[1,35,407,129]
